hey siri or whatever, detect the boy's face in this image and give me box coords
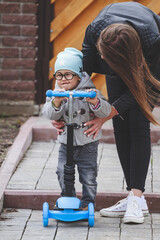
[55,70,80,90]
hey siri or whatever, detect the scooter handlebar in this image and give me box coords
[46,90,96,98]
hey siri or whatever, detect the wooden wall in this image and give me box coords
[49,0,160,98]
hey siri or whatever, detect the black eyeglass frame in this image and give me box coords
[53,72,78,80]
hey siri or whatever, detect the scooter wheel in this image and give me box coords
[88,203,94,227]
[43,202,49,227]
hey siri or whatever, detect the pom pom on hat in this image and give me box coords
[54,48,83,78]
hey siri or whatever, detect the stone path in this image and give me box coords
[1,209,160,240]
[0,114,160,240]
[6,141,160,194]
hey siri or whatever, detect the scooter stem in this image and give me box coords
[68,91,73,123]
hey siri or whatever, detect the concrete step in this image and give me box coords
[3,190,160,213]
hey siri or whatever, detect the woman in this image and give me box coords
[81,2,160,224]
[51,2,160,224]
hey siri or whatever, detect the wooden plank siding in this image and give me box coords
[50,0,94,42]
[49,0,160,98]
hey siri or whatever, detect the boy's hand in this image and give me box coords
[52,89,67,108]
[85,89,98,106]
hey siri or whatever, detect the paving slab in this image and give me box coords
[0,117,37,212]
[6,141,157,194]
[4,140,160,212]
[3,138,160,213]
[1,209,160,240]
[1,115,160,208]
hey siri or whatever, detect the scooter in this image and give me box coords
[43,89,96,227]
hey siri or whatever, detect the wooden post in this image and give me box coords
[35,0,54,104]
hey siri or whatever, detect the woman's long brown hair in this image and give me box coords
[97,23,160,125]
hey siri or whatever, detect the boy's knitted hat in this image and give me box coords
[54,47,83,78]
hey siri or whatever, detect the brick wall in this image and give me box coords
[0,0,39,116]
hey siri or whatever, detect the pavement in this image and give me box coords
[0,111,160,240]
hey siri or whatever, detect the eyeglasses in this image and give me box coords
[54,72,78,80]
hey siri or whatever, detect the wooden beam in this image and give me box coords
[50,0,132,72]
[50,0,94,42]
[92,73,107,98]
[137,0,160,14]
[147,0,160,14]
[49,0,132,92]
[54,0,73,16]
[49,30,84,79]
[49,0,124,78]
[135,0,151,6]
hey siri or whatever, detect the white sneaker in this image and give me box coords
[100,194,148,218]
[123,191,144,224]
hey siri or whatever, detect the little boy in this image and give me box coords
[43,47,111,209]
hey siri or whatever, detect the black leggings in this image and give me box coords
[106,76,151,192]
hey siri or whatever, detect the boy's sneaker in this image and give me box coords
[82,206,88,211]
[100,194,148,218]
[123,191,144,224]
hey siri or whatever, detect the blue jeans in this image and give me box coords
[56,141,98,208]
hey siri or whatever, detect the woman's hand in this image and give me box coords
[51,120,65,135]
[84,117,106,139]
[84,106,117,139]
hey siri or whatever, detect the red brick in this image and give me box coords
[0,26,20,36]
[0,48,19,58]
[21,26,37,36]
[21,48,36,58]
[3,37,37,47]
[0,3,20,13]
[22,3,38,14]
[20,70,36,80]
[2,15,37,25]
[0,70,19,80]
[0,91,35,101]
[2,59,36,69]
[0,80,35,91]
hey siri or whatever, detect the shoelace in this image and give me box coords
[110,198,128,210]
[126,199,140,216]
